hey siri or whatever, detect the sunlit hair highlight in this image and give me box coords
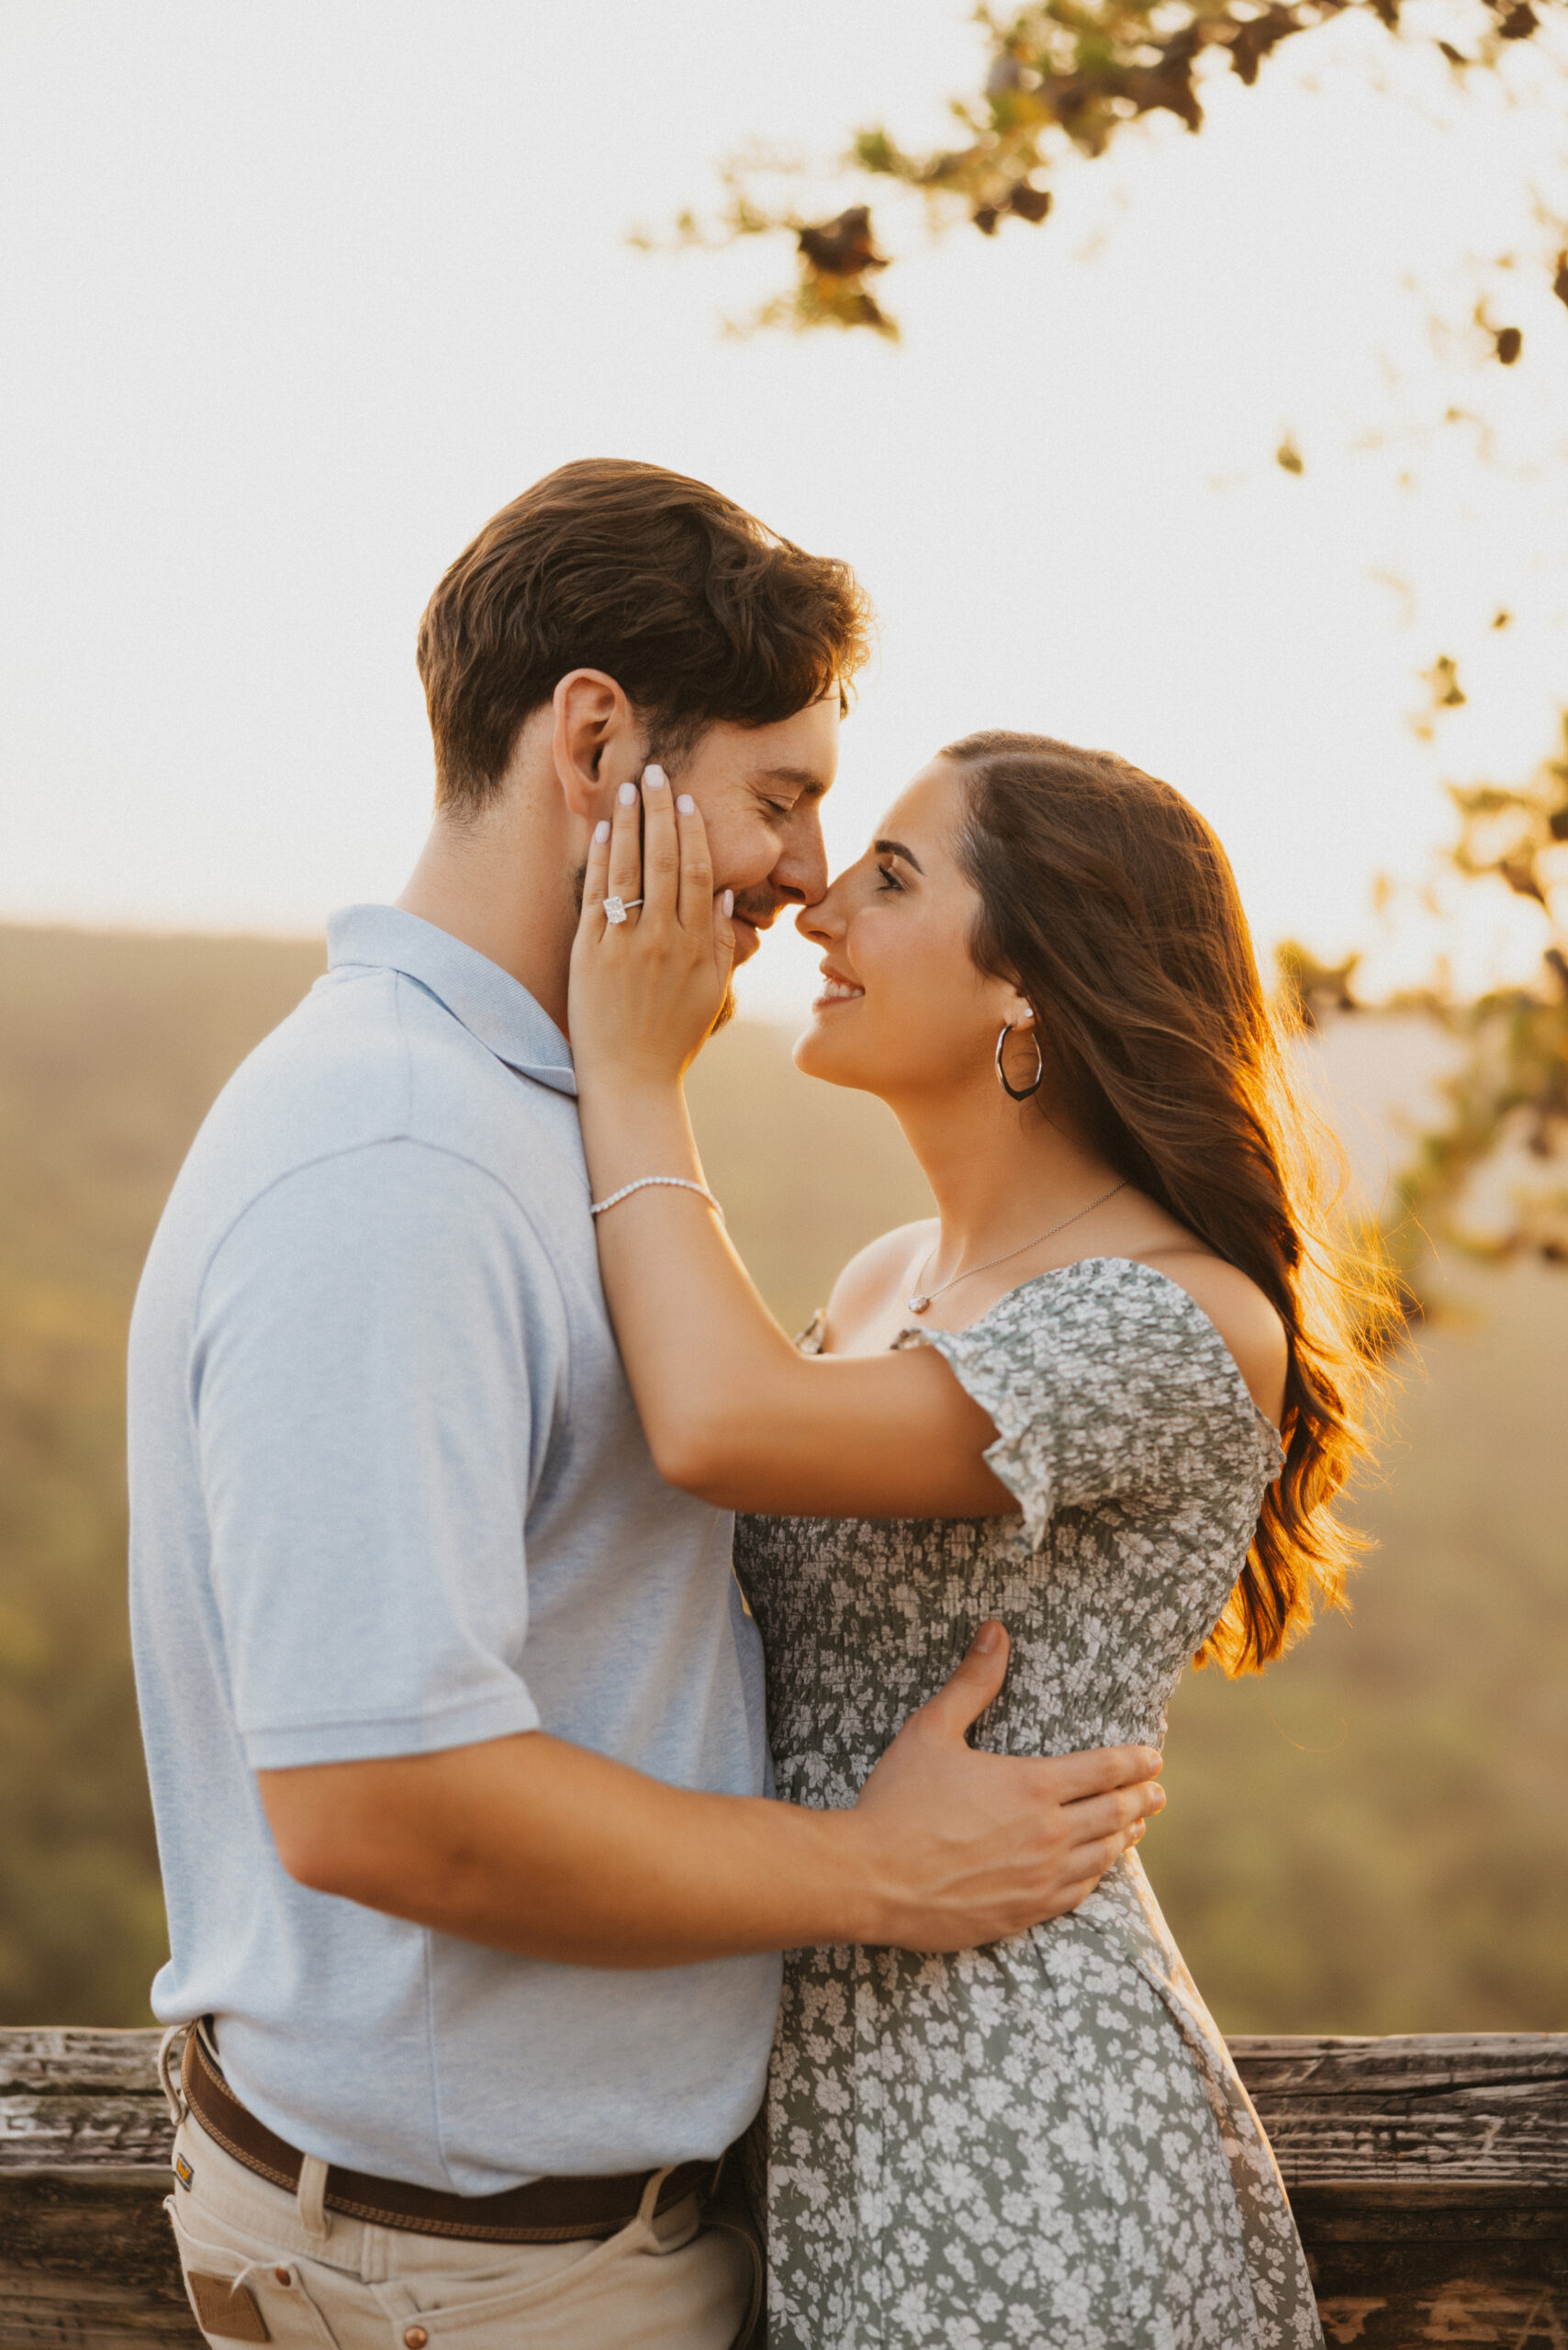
[944,730,1386,1673]
[418,459,872,810]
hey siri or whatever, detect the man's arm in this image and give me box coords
[260,1623,1163,1965]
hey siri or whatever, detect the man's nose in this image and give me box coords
[771,812,830,910]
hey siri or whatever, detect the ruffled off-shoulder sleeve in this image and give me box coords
[895,1256,1277,1550]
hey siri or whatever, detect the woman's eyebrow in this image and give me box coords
[874,837,924,874]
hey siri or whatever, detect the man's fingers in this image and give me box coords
[1043,1785,1167,1902]
[640,766,681,915]
[1058,1780,1164,1855]
[1055,1827,1138,1900]
[913,1621,1010,1740]
[1043,1742,1163,1805]
[1048,1878,1103,1918]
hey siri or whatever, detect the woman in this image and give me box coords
[567,731,1376,2350]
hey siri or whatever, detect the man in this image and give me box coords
[129,459,1164,2350]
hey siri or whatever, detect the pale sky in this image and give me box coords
[3,0,1564,1018]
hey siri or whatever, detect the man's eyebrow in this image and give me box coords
[875,837,924,874]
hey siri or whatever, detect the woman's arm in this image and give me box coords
[568,774,1015,1518]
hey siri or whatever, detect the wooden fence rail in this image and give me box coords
[3,2030,1564,2349]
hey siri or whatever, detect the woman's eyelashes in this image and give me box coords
[875,862,905,893]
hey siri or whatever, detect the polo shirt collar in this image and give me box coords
[326,905,577,1098]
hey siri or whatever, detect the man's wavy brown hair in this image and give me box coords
[944,730,1385,1673]
[418,459,872,810]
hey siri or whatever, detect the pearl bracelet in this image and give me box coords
[588,1175,726,1225]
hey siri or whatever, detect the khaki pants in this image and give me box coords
[166,2109,760,2350]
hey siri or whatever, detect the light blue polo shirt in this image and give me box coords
[128,905,778,2194]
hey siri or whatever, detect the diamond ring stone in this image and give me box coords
[602,895,644,925]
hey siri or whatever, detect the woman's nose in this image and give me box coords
[795,889,842,946]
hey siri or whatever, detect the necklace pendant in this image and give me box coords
[907,1294,931,1314]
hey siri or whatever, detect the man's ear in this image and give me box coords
[551,671,645,820]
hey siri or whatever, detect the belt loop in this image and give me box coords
[297,2154,331,2243]
[157,2025,190,2131]
[635,2164,677,2236]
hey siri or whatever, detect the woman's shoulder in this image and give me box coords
[1133,1248,1287,1427]
[821,1218,936,1334]
[956,1250,1285,1430]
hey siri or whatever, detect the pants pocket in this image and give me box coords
[164,2197,343,2350]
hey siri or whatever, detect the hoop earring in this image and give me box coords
[995,1021,1044,1102]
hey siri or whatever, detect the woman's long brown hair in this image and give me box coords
[946,731,1385,1673]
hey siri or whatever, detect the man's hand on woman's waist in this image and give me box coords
[258,1621,1163,1966]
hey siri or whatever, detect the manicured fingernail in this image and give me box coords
[677,793,695,814]
[618,783,637,807]
[1151,1786,1167,1809]
[593,820,610,844]
[972,1620,1002,1654]
[644,765,666,789]
[722,889,734,917]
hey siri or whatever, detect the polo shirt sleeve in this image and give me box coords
[191,1139,557,1770]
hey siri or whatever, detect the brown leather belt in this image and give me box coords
[180,2024,726,2244]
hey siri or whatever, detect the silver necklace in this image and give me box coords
[907,1181,1128,1315]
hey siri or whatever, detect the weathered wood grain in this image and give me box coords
[2,2031,1564,2350]
[0,2036,168,2100]
[1241,2037,1568,2347]
[1231,2032,1568,2197]
[1233,2034,1568,2096]
[0,2034,174,2188]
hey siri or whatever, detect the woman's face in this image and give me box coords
[794,757,1024,1099]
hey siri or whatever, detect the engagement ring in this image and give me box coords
[602,895,644,924]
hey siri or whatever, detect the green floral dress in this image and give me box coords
[734,1256,1322,2350]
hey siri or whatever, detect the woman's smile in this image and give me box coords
[813,963,865,1008]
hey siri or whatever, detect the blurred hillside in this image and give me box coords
[0,927,326,2022]
[0,923,1563,2031]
